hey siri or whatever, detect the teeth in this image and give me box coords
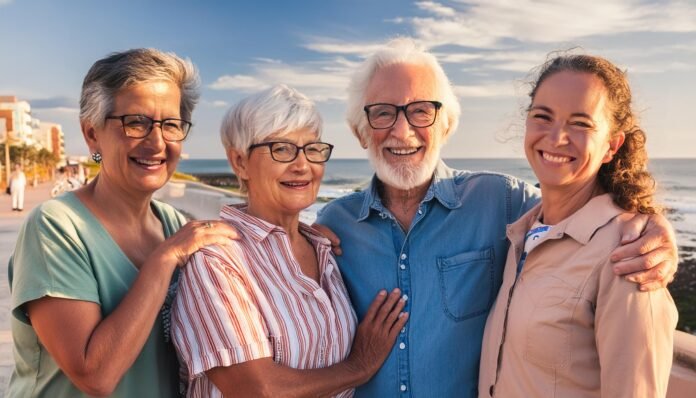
[283,182,309,186]
[389,148,419,155]
[135,159,164,166]
[542,152,572,163]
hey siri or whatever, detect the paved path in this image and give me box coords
[0,182,53,396]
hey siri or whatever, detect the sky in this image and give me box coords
[1,0,695,159]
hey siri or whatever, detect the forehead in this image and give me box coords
[112,81,182,113]
[266,127,319,142]
[365,63,439,104]
[533,71,608,114]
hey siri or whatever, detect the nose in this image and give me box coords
[289,148,311,172]
[389,109,414,141]
[142,123,167,151]
[548,123,569,146]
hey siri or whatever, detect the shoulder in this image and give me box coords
[318,190,366,219]
[151,199,187,228]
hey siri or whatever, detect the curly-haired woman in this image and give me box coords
[479,54,677,398]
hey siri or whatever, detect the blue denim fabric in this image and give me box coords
[317,161,540,397]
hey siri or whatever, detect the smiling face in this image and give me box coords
[525,71,624,195]
[230,128,325,219]
[83,81,183,196]
[362,63,445,190]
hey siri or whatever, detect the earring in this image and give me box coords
[91,152,102,163]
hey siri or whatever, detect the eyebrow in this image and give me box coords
[529,105,594,120]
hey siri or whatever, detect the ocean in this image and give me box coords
[177,158,696,253]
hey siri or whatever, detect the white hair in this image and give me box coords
[220,84,323,152]
[345,37,461,142]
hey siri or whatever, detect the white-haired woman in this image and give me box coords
[8,49,237,398]
[172,84,408,398]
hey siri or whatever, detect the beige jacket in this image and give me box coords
[479,194,677,398]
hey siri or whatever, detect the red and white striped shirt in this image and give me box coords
[172,205,358,398]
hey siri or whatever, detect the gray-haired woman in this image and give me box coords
[172,84,408,397]
[8,49,237,397]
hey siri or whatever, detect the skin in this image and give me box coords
[525,71,625,224]
[220,128,409,397]
[316,61,677,289]
[360,63,445,229]
[26,81,239,396]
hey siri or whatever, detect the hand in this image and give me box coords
[152,220,240,270]
[312,223,342,256]
[611,213,678,291]
[345,289,409,383]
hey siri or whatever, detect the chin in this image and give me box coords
[368,146,440,190]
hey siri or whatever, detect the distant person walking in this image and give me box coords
[9,163,26,211]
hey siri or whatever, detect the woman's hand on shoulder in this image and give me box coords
[152,220,240,270]
[345,288,409,383]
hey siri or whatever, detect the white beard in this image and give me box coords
[367,139,442,190]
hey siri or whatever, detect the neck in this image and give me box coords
[379,177,431,228]
[246,200,301,238]
[540,180,604,225]
[79,174,154,222]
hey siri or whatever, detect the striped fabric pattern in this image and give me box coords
[172,205,357,398]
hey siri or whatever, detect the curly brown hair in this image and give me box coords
[528,54,659,214]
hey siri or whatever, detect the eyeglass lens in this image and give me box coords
[122,115,190,140]
[270,142,332,163]
[366,101,439,129]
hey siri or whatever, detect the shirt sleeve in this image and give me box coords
[10,202,100,323]
[171,245,273,379]
[594,258,677,398]
[508,176,541,223]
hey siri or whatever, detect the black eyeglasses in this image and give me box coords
[105,114,192,142]
[248,141,334,163]
[363,100,442,129]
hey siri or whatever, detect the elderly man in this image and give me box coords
[316,38,678,397]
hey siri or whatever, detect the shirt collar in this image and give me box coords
[357,159,460,222]
[506,193,623,245]
[220,204,332,247]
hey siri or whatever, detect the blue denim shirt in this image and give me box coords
[317,161,540,397]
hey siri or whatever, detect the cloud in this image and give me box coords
[415,1,457,17]
[407,0,696,49]
[0,0,12,6]
[302,39,386,56]
[453,81,518,98]
[209,58,361,102]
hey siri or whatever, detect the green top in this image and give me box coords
[7,192,186,398]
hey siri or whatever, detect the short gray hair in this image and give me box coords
[346,37,461,142]
[220,84,323,152]
[80,48,200,128]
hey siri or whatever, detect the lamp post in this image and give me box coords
[0,118,10,187]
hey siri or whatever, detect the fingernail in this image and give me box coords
[392,288,401,294]
[378,290,387,296]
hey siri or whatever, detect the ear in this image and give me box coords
[354,127,369,149]
[603,131,626,163]
[226,147,250,181]
[81,120,100,154]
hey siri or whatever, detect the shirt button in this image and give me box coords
[399,263,406,270]
[400,253,407,260]
[401,326,406,333]
[402,294,408,301]
[399,342,406,349]
[417,209,423,214]
[400,384,407,392]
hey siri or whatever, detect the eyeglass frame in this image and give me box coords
[363,100,443,129]
[248,141,334,163]
[104,114,193,142]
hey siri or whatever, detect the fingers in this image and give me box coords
[623,260,673,290]
[312,223,342,256]
[612,244,674,276]
[618,213,648,244]
[362,290,389,323]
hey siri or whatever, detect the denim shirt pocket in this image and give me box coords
[436,247,495,321]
